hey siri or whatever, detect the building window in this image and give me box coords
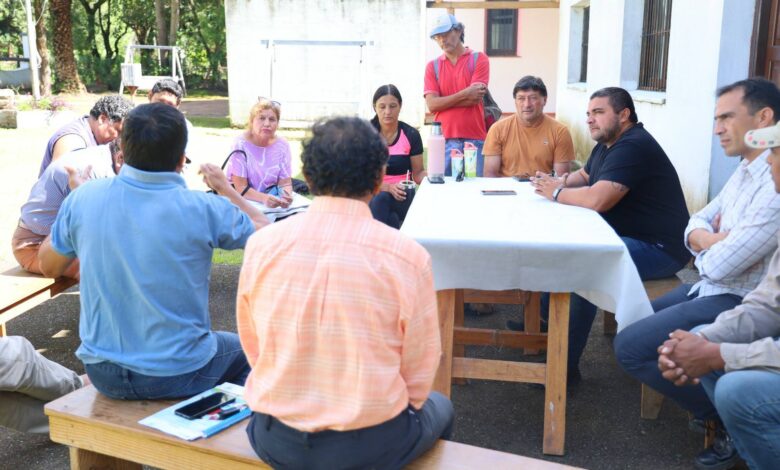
[580,7,590,82]
[638,0,673,91]
[486,1,518,56]
[567,3,590,84]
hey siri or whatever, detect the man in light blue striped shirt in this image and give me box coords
[615,78,780,469]
[12,141,122,278]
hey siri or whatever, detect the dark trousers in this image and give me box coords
[369,191,414,229]
[614,285,742,419]
[246,392,454,470]
[540,237,688,372]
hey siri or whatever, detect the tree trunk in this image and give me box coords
[168,0,179,47]
[33,0,52,96]
[50,0,85,93]
[155,0,168,46]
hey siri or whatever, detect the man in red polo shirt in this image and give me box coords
[424,13,490,176]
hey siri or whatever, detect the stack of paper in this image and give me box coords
[250,192,311,223]
[139,383,252,440]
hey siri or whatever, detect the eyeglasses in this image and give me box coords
[257,96,281,107]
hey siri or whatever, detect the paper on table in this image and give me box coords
[138,383,251,441]
[249,192,311,223]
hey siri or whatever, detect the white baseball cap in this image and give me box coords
[745,121,780,149]
[430,14,460,38]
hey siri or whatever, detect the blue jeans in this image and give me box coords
[247,392,454,469]
[541,237,688,372]
[369,190,414,229]
[701,368,780,470]
[85,331,250,400]
[444,139,484,177]
[614,288,742,419]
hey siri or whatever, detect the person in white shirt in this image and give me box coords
[615,78,780,470]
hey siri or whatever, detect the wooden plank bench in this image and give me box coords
[45,385,580,470]
[0,264,77,336]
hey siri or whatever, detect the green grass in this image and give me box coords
[212,248,244,265]
[189,116,233,129]
[185,90,229,98]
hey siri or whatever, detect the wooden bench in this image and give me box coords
[45,385,580,470]
[0,264,77,336]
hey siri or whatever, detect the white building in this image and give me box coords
[224,1,560,127]
[556,0,768,211]
[225,1,777,210]
[224,0,426,128]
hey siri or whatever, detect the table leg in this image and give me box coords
[543,292,569,456]
[433,289,456,397]
[523,292,542,355]
[452,289,466,385]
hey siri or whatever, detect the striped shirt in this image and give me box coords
[685,150,780,298]
[237,196,440,432]
[21,145,116,236]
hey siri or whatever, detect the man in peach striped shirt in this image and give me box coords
[237,116,454,469]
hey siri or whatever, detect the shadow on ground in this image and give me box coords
[0,265,705,469]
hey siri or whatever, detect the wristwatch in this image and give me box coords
[552,187,564,202]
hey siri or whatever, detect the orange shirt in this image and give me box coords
[237,196,441,432]
[483,114,574,177]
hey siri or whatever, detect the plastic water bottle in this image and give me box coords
[464,142,478,178]
[428,122,445,183]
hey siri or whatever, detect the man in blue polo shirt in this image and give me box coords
[38,103,268,399]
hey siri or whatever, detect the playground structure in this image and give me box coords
[0,34,37,89]
[119,45,186,99]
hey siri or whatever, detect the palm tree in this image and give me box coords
[50,0,85,93]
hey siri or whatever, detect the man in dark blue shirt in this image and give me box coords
[529,87,690,381]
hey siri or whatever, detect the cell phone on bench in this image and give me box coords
[174,392,236,420]
[481,190,517,196]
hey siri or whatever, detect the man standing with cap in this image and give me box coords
[424,13,490,177]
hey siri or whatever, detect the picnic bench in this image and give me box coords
[0,263,77,336]
[45,385,580,470]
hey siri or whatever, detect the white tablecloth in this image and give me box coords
[400,177,653,330]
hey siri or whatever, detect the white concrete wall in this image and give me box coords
[555,0,753,213]
[224,0,426,127]
[424,5,560,114]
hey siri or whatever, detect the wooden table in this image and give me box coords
[401,178,653,456]
[0,263,77,336]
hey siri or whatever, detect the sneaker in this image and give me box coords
[694,425,740,470]
[506,318,548,333]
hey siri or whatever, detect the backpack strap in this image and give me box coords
[222,149,251,196]
[469,51,478,75]
[434,51,481,85]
